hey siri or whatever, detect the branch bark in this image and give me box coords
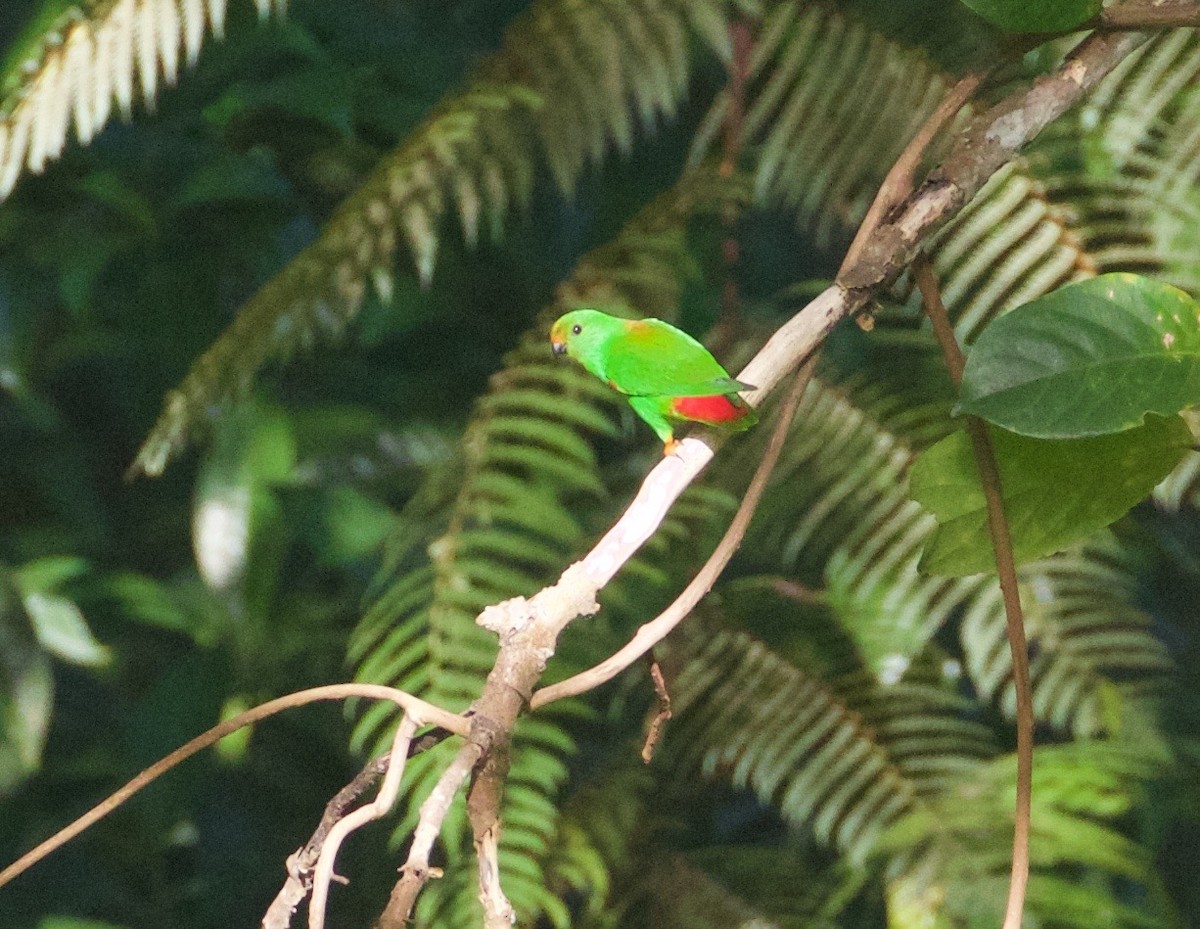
[1097,1,1200,28]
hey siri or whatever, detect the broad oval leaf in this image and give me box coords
[958,0,1101,32]
[958,274,1200,438]
[911,415,1192,576]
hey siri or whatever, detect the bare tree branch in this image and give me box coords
[0,684,467,892]
[310,715,420,929]
[261,727,456,929]
[1097,1,1200,28]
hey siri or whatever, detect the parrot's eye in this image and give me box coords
[572,324,582,335]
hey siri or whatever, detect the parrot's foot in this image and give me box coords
[663,437,681,457]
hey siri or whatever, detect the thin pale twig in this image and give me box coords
[309,714,420,929]
[531,357,818,709]
[261,726,455,929]
[0,684,467,892]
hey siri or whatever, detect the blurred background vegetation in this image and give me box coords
[1,1,1199,927]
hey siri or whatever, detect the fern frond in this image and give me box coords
[532,757,656,928]
[347,166,745,927]
[928,160,1096,342]
[0,0,280,201]
[693,2,948,252]
[728,365,1169,734]
[131,0,736,477]
[735,375,982,679]
[882,743,1169,929]
[960,536,1171,737]
[667,626,994,864]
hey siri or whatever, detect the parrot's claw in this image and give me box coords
[663,437,681,457]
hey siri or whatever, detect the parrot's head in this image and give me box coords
[549,309,616,361]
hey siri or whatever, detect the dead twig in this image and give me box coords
[0,684,467,892]
[310,714,420,929]
[641,662,673,764]
[261,727,455,929]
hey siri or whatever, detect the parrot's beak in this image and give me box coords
[549,321,568,356]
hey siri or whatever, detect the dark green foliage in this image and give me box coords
[128,0,735,478]
[957,274,1200,438]
[3,2,1200,929]
[956,0,1101,33]
[913,416,1193,575]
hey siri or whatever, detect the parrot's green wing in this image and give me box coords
[603,319,754,397]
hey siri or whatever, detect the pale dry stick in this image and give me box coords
[308,714,420,929]
[376,738,488,924]
[474,813,515,929]
[532,357,816,710]
[0,684,467,891]
[913,255,1033,929]
[262,754,389,929]
[262,727,456,929]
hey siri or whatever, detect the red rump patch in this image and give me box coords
[670,395,746,423]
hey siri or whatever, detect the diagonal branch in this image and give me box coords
[531,357,817,710]
[1096,1,1200,28]
[0,683,467,892]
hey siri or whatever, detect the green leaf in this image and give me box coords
[958,274,1200,438]
[23,593,111,667]
[912,416,1192,576]
[13,557,110,667]
[957,0,1101,32]
[0,580,52,794]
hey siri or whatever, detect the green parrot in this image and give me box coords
[550,309,757,454]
